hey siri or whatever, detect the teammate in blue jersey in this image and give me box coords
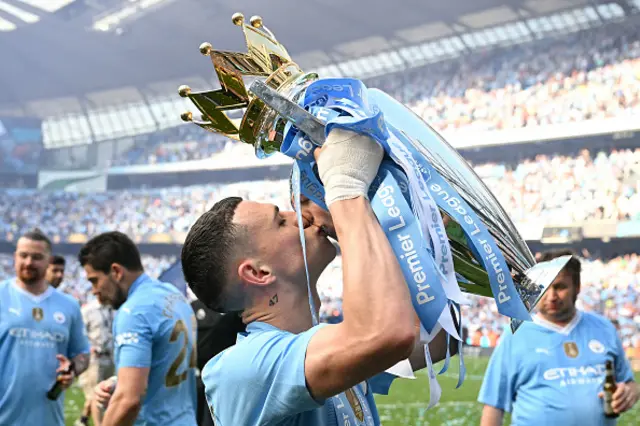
[478,250,639,426]
[0,229,90,426]
[78,231,197,426]
[182,130,456,426]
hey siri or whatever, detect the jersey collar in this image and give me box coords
[127,273,150,297]
[237,321,277,344]
[245,321,279,334]
[12,279,54,304]
[533,310,582,335]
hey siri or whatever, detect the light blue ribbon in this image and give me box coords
[369,165,449,335]
[368,89,531,322]
[291,161,318,326]
[278,77,531,408]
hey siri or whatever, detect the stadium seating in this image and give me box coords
[110,22,640,167]
[2,148,637,243]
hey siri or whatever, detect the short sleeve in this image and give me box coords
[114,309,153,369]
[67,303,90,359]
[613,331,634,383]
[203,325,324,426]
[477,331,516,412]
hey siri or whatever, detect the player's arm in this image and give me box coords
[609,328,639,414]
[67,302,91,376]
[480,405,504,426]
[478,332,514,426]
[305,130,416,400]
[103,309,153,426]
[408,327,459,371]
[102,367,149,426]
[408,306,461,371]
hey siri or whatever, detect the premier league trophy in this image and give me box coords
[178,12,570,403]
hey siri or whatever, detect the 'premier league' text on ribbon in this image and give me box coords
[377,181,435,306]
[428,182,511,304]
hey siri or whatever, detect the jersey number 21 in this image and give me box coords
[165,317,197,387]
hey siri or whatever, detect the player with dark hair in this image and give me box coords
[78,231,197,426]
[0,229,90,425]
[479,249,639,425]
[182,130,455,425]
[47,254,66,289]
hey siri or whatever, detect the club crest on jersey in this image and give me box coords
[345,388,365,422]
[563,341,579,358]
[588,339,605,354]
[54,312,66,324]
[32,307,44,322]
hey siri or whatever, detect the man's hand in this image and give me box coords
[94,377,117,409]
[315,129,383,206]
[600,381,639,414]
[55,354,75,390]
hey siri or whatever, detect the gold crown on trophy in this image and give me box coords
[178,12,318,156]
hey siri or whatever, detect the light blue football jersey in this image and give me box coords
[113,273,197,426]
[0,279,90,426]
[478,311,634,426]
[203,321,399,426]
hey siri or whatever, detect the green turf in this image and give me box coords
[63,356,640,426]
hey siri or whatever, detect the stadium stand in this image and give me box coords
[103,22,640,167]
[1,148,637,242]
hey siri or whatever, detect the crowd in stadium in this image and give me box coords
[1,147,638,244]
[107,22,640,167]
[480,148,640,223]
[372,22,640,132]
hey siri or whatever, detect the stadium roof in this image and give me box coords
[0,0,609,117]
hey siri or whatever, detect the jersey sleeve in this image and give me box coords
[114,308,154,369]
[478,331,516,412]
[203,325,324,425]
[67,302,90,359]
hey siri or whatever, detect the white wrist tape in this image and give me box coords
[318,129,383,206]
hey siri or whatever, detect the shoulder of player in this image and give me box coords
[202,327,304,384]
[50,289,82,312]
[495,322,539,351]
[578,311,616,330]
[203,328,314,380]
[116,286,189,322]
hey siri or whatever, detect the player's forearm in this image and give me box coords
[330,197,414,355]
[72,353,90,376]
[480,405,504,426]
[101,391,142,426]
[408,327,458,371]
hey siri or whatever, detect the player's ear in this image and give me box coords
[110,263,125,282]
[237,259,275,287]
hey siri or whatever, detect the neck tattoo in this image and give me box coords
[269,294,279,306]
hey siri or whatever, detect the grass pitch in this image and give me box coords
[64,356,640,426]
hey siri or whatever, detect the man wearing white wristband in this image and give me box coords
[182,129,453,425]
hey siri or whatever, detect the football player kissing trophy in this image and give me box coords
[178,12,571,407]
